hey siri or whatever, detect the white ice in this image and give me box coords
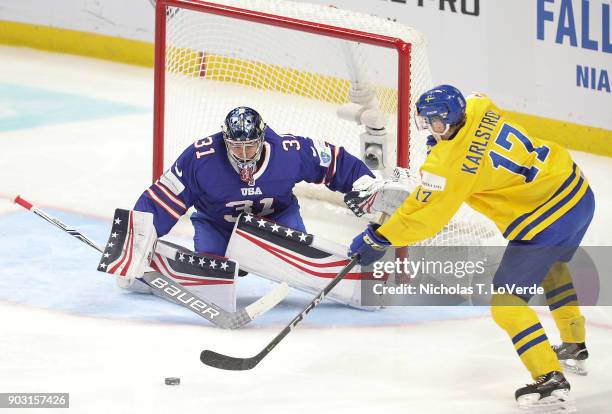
[0,46,611,414]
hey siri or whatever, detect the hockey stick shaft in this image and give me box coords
[201,255,360,370]
[13,195,288,328]
[14,195,185,260]
[14,195,105,253]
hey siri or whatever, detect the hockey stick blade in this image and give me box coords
[200,256,359,370]
[200,350,263,371]
[244,281,289,320]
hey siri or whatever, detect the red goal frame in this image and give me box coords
[152,0,412,182]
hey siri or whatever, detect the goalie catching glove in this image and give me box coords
[344,167,418,217]
[97,209,157,286]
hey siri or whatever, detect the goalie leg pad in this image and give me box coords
[150,241,238,312]
[227,214,381,309]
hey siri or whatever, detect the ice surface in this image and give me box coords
[0,46,611,413]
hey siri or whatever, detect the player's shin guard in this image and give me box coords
[542,263,585,344]
[491,293,561,379]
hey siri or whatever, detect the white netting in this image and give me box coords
[158,0,501,246]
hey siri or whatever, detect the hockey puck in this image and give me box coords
[165,377,180,386]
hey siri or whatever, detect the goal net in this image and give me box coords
[153,0,501,246]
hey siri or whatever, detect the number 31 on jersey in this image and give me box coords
[195,137,215,158]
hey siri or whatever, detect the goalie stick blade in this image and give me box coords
[244,282,289,320]
[200,350,262,371]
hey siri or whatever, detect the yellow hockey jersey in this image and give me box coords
[378,94,589,246]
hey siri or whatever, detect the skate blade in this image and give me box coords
[560,359,587,376]
[517,389,576,413]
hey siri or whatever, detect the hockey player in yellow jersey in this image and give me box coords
[349,85,594,412]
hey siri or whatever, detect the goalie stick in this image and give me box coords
[200,254,359,370]
[141,270,288,329]
[13,195,288,329]
[14,196,200,263]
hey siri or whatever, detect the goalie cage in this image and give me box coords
[152,0,502,247]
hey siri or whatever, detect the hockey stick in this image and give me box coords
[13,195,288,329]
[13,196,194,258]
[14,196,105,253]
[200,254,360,370]
[14,196,202,260]
[140,269,288,329]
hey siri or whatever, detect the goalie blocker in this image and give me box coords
[227,213,383,309]
[97,208,157,281]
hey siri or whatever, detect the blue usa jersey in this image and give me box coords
[134,127,373,237]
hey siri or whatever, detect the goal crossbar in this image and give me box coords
[152,0,411,181]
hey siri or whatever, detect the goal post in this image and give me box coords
[151,0,501,246]
[152,0,425,181]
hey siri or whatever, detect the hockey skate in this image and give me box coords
[515,371,575,413]
[553,342,588,376]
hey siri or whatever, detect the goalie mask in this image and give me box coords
[222,107,267,186]
[414,84,466,141]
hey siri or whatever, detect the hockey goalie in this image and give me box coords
[97,106,414,312]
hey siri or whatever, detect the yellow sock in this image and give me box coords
[542,262,586,343]
[491,293,561,379]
